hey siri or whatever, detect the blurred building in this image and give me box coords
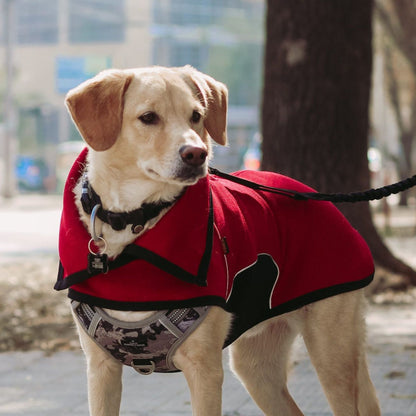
[0,0,264,189]
[1,0,152,146]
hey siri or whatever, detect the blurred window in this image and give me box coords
[16,0,58,44]
[153,0,244,26]
[170,42,205,68]
[153,0,212,26]
[168,1,212,26]
[153,38,206,69]
[69,0,125,43]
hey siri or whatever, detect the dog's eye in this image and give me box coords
[139,112,159,125]
[191,110,201,124]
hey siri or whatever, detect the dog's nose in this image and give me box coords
[180,146,208,167]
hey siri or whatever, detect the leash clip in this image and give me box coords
[90,204,103,243]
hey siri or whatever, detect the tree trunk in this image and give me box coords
[262,0,416,287]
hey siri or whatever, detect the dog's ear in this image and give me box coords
[179,66,228,146]
[65,70,134,151]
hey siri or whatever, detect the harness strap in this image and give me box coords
[71,301,210,374]
[209,167,416,203]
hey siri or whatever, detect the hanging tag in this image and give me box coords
[87,237,109,274]
[88,252,109,274]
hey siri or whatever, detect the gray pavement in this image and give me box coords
[0,195,415,415]
[0,194,61,263]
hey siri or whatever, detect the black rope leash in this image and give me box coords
[209,167,416,203]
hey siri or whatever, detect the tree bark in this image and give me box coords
[262,0,416,287]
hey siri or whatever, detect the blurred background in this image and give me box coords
[0,0,265,196]
[0,0,412,200]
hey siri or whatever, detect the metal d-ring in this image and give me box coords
[88,237,107,255]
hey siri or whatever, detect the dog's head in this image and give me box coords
[65,66,228,185]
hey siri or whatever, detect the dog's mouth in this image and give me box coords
[173,164,207,183]
[146,165,207,185]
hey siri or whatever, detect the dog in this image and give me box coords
[55,66,380,416]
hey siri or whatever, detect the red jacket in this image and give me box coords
[55,149,374,344]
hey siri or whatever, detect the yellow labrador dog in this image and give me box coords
[59,66,380,416]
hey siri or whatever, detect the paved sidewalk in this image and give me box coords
[0,304,415,416]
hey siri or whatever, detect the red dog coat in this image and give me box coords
[55,149,374,344]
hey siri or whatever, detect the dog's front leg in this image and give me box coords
[173,307,232,416]
[76,321,123,416]
[86,348,123,416]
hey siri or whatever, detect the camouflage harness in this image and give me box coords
[72,301,210,374]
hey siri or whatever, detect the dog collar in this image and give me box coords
[80,174,175,233]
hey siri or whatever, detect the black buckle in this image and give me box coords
[81,179,93,214]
